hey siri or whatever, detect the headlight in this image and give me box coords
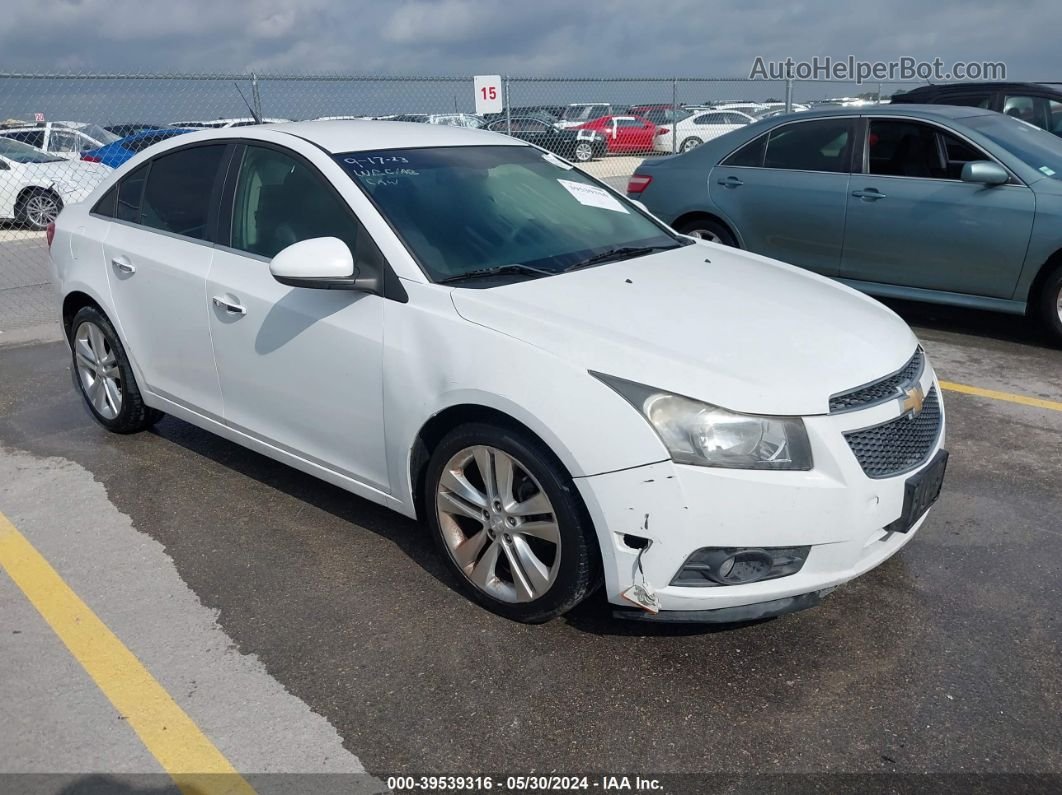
[592,372,813,470]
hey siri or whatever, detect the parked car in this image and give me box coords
[483,106,564,124]
[628,105,691,126]
[890,82,1062,136]
[386,113,486,128]
[168,118,292,128]
[52,121,947,624]
[0,136,110,229]
[553,103,623,129]
[629,104,1062,342]
[484,116,606,161]
[0,122,119,160]
[105,123,163,138]
[574,115,663,153]
[80,128,195,168]
[656,110,755,153]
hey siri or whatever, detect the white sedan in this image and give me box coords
[656,110,756,153]
[50,121,947,623]
[0,136,111,229]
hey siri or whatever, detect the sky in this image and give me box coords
[0,0,1059,123]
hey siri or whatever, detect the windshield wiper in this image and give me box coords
[437,263,555,285]
[560,243,682,273]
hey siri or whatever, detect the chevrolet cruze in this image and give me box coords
[50,121,948,623]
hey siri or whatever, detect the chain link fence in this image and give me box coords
[0,71,927,340]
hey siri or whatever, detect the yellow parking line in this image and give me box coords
[940,380,1062,412]
[0,512,255,795]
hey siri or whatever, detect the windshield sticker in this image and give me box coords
[557,179,629,214]
[1040,166,1057,176]
[541,152,573,170]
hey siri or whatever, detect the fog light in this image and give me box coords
[670,546,811,587]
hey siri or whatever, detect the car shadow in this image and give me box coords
[881,297,1059,350]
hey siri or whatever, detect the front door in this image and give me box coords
[206,144,389,490]
[840,118,1035,298]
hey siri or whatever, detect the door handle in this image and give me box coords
[212,296,246,315]
[717,176,744,188]
[852,188,887,201]
[111,256,135,274]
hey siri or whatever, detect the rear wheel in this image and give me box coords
[18,188,62,230]
[70,306,163,433]
[676,217,737,247]
[1035,264,1062,345]
[425,422,598,623]
[680,136,703,153]
[573,142,594,162]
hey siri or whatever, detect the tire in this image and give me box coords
[680,136,703,153]
[17,188,62,231]
[1035,263,1062,345]
[69,306,163,433]
[676,216,738,247]
[573,141,594,162]
[425,422,599,623]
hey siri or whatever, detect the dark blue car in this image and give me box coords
[81,128,194,168]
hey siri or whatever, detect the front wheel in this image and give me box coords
[1035,264,1062,346]
[425,423,599,623]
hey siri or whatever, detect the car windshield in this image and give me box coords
[560,106,604,122]
[336,145,679,282]
[967,113,1062,180]
[0,136,64,163]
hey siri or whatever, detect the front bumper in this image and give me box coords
[574,369,945,617]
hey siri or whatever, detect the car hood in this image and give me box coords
[450,244,919,416]
[17,160,111,185]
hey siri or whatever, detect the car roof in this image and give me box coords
[244,119,527,153]
[897,81,1062,94]
[788,103,998,121]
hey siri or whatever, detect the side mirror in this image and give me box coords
[961,160,1009,186]
[269,237,380,292]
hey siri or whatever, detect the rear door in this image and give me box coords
[708,117,856,276]
[840,117,1035,297]
[102,143,231,416]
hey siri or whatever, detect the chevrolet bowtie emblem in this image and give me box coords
[900,385,925,417]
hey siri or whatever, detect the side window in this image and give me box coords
[230,145,359,260]
[616,118,643,128]
[50,131,80,154]
[140,145,226,239]
[939,131,992,179]
[721,133,767,167]
[5,130,45,149]
[763,119,853,173]
[867,120,943,178]
[1002,95,1047,129]
[91,185,118,218]
[1051,100,1062,134]
[943,93,993,109]
[116,165,148,223]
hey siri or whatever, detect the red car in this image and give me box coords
[573,114,664,154]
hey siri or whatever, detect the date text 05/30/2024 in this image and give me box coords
[386,775,664,792]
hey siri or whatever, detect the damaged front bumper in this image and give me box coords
[573,395,945,621]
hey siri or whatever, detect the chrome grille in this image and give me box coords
[844,387,942,479]
[829,349,925,414]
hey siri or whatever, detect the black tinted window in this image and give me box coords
[117,165,148,222]
[91,185,118,218]
[763,120,853,173]
[4,130,45,149]
[231,145,359,259]
[867,120,989,180]
[944,93,993,109]
[722,133,767,167]
[140,145,226,239]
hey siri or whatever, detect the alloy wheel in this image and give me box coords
[74,321,123,420]
[685,227,722,244]
[436,445,561,603]
[24,192,60,229]
[1056,284,1062,324]
[574,142,593,162]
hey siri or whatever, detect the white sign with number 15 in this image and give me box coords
[473,75,503,115]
